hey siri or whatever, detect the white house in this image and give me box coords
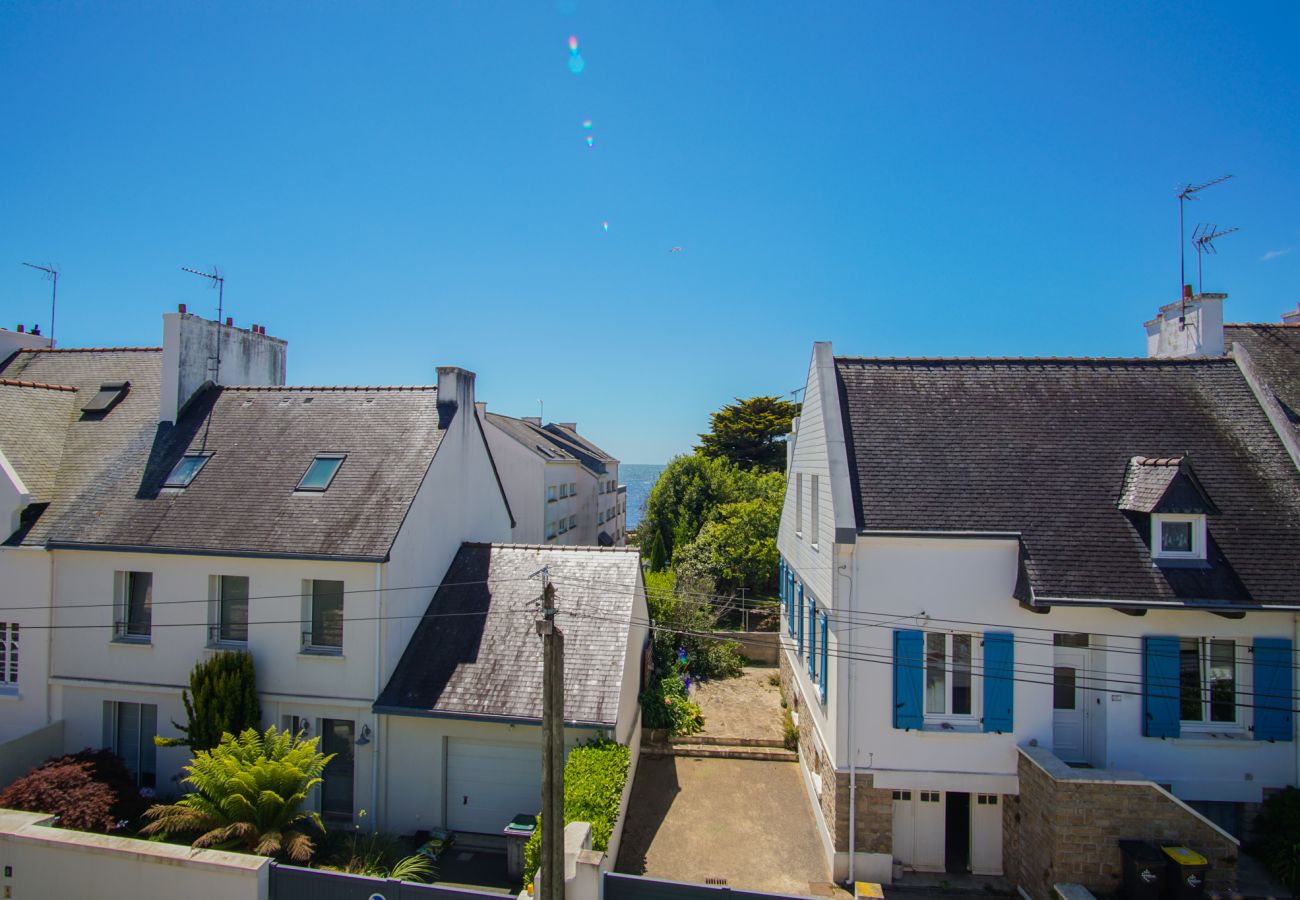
[777,327,1300,892]
[482,409,626,547]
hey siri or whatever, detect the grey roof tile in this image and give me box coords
[1225,324,1300,439]
[375,543,641,726]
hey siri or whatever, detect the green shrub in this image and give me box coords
[1257,787,1300,890]
[522,739,631,889]
[0,749,147,832]
[156,650,260,752]
[782,707,799,751]
[644,571,744,682]
[639,673,704,735]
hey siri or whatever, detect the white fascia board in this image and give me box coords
[812,342,858,545]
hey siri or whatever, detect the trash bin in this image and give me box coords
[503,813,537,879]
[1161,846,1208,900]
[1119,840,1166,900]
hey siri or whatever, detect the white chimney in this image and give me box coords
[160,310,287,423]
[0,325,53,360]
[436,366,476,410]
[1282,304,1300,325]
[1145,287,1226,358]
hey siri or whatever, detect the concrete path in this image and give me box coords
[615,755,832,896]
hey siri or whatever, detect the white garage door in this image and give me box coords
[446,738,543,834]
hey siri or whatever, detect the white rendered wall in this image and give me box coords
[159,312,287,423]
[0,546,53,742]
[615,567,650,746]
[481,414,548,543]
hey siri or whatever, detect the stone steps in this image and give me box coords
[671,734,787,749]
[642,742,797,762]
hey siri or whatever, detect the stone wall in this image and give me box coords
[1006,747,1239,900]
[781,646,892,856]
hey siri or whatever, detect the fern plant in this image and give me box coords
[141,725,332,860]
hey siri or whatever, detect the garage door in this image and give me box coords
[446,738,543,834]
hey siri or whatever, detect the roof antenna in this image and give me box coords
[538,398,544,423]
[181,266,226,384]
[1177,175,1232,323]
[1191,224,1240,295]
[21,262,58,348]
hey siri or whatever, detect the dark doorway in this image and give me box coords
[945,791,970,873]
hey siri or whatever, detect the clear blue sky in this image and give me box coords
[3,2,1298,463]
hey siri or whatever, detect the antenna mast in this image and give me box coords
[1191,224,1240,295]
[1177,175,1232,315]
[21,262,58,348]
[180,266,226,384]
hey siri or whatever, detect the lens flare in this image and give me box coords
[602,221,609,232]
[568,53,585,74]
[582,119,593,130]
[568,35,579,52]
[585,135,594,147]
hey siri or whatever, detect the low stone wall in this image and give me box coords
[730,630,780,665]
[1005,747,1239,900]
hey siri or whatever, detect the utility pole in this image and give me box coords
[536,574,565,900]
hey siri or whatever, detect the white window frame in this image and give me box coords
[1151,514,1207,561]
[0,621,18,691]
[795,473,803,537]
[1178,637,1243,732]
[923,632,981,725]
[113,571,153,642]
[547,485,557,503]
[810,474,820,547]
[302,579,344,654]
[104,700,158,787]
[547,521,557,540]
[209,575,249,646]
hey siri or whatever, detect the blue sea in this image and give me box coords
[621,463,665,530]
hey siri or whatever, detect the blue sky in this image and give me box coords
[2,2,1298,463]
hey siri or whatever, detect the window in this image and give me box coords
[925,632,974,717]
[213,575,249,644]
[920,791,940,803]
[1053,633,1090,648]
[547,521,557,539]
[569,515,576,529]
[598,511,605,524]
[976,794,998,805]
[164,452,212,488]
[547,485,557,503]
[560,483,568,499]
[305,580,344,652]
[103,701,157,787]
[282,714,311,738]
[570,482,577,495]
[0,622,17,690]
[1152,514,1206,560]
[795,474,803,535]
[82,381,129,414]
[810,474,819,544]
[114,571,152,640]
[297,454,345,491]
[559,519,568,534]
[1179,638,1236,724]
[892,790,912,801]
[599,482,605,494]
[1053,666,1077,710]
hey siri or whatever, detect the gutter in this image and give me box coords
[371,705,613,730]
[1033,596,1300,612]
[45,541,387,564]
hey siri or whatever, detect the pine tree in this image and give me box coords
[156,650,261,751]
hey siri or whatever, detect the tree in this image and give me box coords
[141,726,331,861]
[697,395,798,473]
[677,494,782,596]
[0,749,148,832]
[156,650,260,751]
[639,454,742,570]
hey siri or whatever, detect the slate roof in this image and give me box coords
[484,413,579,463]
[0,348,456,559]
[0,379,78,499]
[1225,324,1300,436]
[375,543,641,726]
[833,356,1300,606]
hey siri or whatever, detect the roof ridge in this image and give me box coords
[23,347,162,353]
[465,541,639,553]
[0,377,77,392]
[833,355,1237,365]
[226,384,437,393]
[1225,322,1300,329]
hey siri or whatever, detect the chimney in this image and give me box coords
[1282,304,1300,326]
[436,366,476,411]
[1145,287,1226,358]
[0,325,53,357]
[522,416,542,426]
[160,311,288,423]
[558,422,577,432]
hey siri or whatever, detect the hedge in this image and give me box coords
[522,738,631,888]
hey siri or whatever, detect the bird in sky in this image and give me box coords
[669,246,684,253]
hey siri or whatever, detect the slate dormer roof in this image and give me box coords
[1117,456,1217,515]
[833,356,1300,607]
[375,543,641,727]
[0,347,462,560]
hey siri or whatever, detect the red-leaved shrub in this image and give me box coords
[0,749,148,832]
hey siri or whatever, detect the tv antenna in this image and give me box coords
[181,266,226,384]
[20,262,58,348]
[1191,224,1239,295]
[1177,175,1232,309]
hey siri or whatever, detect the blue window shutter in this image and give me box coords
[808,598,817,678]
[982,632,1014,733]
[1254,638,1293,742]
[893,630,924,730]
[819,612,829,704]
[796,584,804,655]
[787,574,795,635]
[1143,636,1181,738]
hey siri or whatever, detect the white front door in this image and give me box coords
[970,794,1003,875]
[913,790,945,872]
[1053,647,1089,763]
[446,739,542,834]
[891,791,916,866]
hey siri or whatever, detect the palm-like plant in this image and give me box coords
[141,725,333,861]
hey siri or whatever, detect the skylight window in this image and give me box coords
[297,454,345,491]
[164,453,212,488]
[82,381,129,414]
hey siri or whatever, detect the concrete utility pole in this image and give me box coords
[537,576,565,900]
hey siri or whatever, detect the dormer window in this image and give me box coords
[82,381,129,414]
[164,452,212,488]
[297,454,345,491]
[1152,514,1206,561]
